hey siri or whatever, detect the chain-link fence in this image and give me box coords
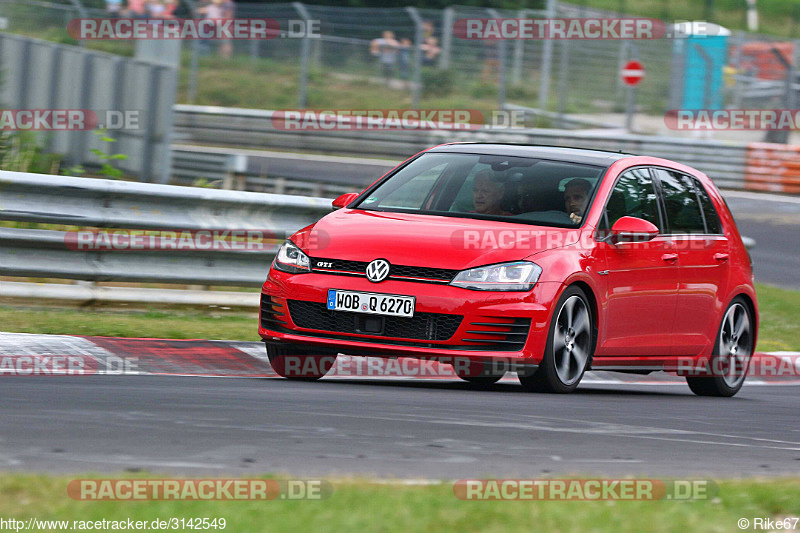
[2,0,799,132]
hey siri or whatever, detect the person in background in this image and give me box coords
[105,0,123,17]
[481,40,499,83]
[370,31,399,83]
[147,0,166,18]
[398,38,412,80]
[125,0,148,18]
[563,178,592,224]
[219,0,235,59]
[422,36,440,67]
[198,0,234,59]
[423,20,435,40]
[162,0,179,18]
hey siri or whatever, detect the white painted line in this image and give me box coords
[722,190,800,204]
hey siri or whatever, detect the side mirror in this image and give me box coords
[332,192,360,210]
[610,216,659,244]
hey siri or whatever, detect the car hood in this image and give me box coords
[291,209,581,270]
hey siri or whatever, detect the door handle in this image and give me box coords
[714,253,729,262]
[661,253,678,262]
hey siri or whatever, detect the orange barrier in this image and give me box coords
[744,142,800,194]
[736,42,794,80]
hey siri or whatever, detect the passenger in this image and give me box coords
[563,178,592,224]
[472,170,511,216]
[517,179,537,213]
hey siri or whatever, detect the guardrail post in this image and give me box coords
[188,40,199,104]
[222,154,248,190]
[538,0,556,110]
[487,9,507,110]
[440,7,454,70]
[765,46,794,144]
[616,40,630,101]
[66,0,87,48]
[406,6,423,108]
[292,2,312,108]
[511,9,525,83]
[556,38,570,128]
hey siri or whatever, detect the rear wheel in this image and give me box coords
[265,343,337,381]
[686,298,754,397]
[519,286,593,393]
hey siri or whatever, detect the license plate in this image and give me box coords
[326,289,415,318]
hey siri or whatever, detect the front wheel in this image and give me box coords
[265,343,337,381]
[686,298,754,397]
[519,286,594,393]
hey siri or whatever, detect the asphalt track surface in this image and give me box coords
[0,191,797,479]
[723,190,800,290]
[1,373,799,478]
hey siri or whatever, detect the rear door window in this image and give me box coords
[653,169,706,234]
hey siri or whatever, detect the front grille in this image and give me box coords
[310,257,457,283]
[287,300,462,341]
[460,317,532,351]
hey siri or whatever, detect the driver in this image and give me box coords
[563,178,592,224]
[472,170,511,216]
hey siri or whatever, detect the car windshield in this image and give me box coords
[353,152,605,227]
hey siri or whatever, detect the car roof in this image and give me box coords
[427,143,634,166]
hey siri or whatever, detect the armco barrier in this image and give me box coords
[0,172,332,306]
[170,144,395,196]
[172,105,759,192]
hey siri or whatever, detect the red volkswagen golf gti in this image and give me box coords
[259,144,758,396]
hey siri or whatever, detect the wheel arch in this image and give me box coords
[563,279,600,357]
[730,291,759,348]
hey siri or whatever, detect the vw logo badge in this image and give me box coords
[365,259,390,283]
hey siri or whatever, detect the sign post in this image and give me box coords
[621,59,645,132]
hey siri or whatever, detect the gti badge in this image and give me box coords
[365,259,390,283]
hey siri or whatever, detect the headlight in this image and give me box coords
[450,261,542,291]
[272,240,311,274]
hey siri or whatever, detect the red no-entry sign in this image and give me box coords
[621,60,645,86]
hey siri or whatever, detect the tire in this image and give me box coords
[518,286,594,393]
[686,297,754,397]
[265,343,337,381]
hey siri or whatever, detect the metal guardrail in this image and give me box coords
[0,172,332,301]
[170,144,395,196]
[173,104,750,191]
[0,160,758,306]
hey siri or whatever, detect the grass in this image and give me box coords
[177,54,544,120]
[0,283,797,351]
[0,306,259,341]
[0,474,798,532]
[752,283,800,352]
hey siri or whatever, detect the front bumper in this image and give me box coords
[259,268,562,365]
